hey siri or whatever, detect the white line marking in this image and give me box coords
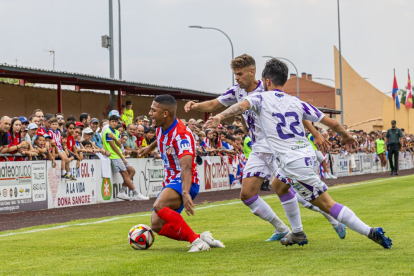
[0,175,412,238]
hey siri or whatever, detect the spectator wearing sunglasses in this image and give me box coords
[55,113,66,133]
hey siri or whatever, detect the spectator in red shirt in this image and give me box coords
[135,125,146,147]
[37,113,54,136]
[66,121,83,166]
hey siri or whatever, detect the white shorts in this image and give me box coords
[276,156,328,202]
[242,151,276,180]
[315,150,326,163]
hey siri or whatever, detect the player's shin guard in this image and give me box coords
[295,191,339,227]
[243,195,289,233]
[157,207,199,243]
[278,189,303,233]
[329,203,370,236]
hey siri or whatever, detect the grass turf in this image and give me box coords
[1,175,413,276]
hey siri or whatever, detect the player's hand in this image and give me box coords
[205,115,221,129]
[184,101,197,113]
[122,158,127,165]
[341,135,358,153]
[138,147,148,157]
[313,133,331,154]
[183,193,195,216]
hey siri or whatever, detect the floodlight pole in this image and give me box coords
[338,0,344,124]
[109,0,115,110]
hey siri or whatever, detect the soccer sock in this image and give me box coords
[243,195,289,233]
[278,189,303,233]
[329,203,371,236]
[157,207,199,243]
[295,192,339,227]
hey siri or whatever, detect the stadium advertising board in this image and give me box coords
[201,156,230,192]
[334,155,350,177]
[360,153,372,174]
[47,160,97,208]
[0,161,47,213]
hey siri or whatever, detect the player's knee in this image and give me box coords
[151,218,163,233]
[153,202,166,214]
[240,190,256,201]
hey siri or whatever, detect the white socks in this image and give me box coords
[278,189,303,233]
[295,193,339,227]
[330,203,371,236]
[243,195,289,233]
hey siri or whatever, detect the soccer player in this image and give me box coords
[139,95,224,252]
[102,115,149,201]
[185,54,344,241]
[206,58,392,249]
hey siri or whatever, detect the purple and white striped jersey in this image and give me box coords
[217,81,269,153]
[244,90,325,164]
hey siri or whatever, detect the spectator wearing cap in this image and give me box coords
[227,125,235,137]
[122,101,134,126]
[76,121,85,132]
[19,116,29,130]
[90,118,102,148]
[80,113,90,127]
[196,119,205,129]
[25,123,38,145]
[385,120,403,175]
[55,113,66,133]
[143,116,150,127]
[101,110,121,138]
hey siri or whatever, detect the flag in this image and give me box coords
[392,72,401,109]
[406,71,413,108]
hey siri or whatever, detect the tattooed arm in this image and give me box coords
[205,100,251,129]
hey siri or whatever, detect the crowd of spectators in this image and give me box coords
[1,99,414,180]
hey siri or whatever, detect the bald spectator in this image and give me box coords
[124,124,139,157]
[135,125,148,154]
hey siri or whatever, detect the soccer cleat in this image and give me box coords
[200,231,225,248]
[266,230,291,241]
[188,238,211,253]
[130,193,150,201]
[333,223,346,239]
[280,231,308,247]
[62,173,71,180]
[116,192,130,201]
[324,173,332,179]
[368,227,392,249]
[70,175,77,181]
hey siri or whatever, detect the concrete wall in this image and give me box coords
[333,46,414,133]
[0,82,226,122]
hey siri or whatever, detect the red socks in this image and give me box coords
[157,207,199,243]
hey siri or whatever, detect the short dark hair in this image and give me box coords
[154,94,177,106]
[100,119,108,128]
[66,121,76,128]
[79,113,89,122]
[126,100,132,105]
[49,118,58,124]
[223,122,229,127]
[121,105,125,109]
[115,124,123,130]
[147,127,156,133]
[235,129,244,134]
[262,58,289,87]
[219,131,227,136]
[61,133,68,138]
[225,134,235,142]
[82,140,92,147]
[108,115,119,122]
[196,124,203,129]
[67,115,77,122]
[44,113,54,121]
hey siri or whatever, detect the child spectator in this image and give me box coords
[102,115,148,201]
[33,135,56,167]
[50,118,75,180]
[122,100,134,126]
[120,133,132,158]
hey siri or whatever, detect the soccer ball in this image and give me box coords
[128,224,155,250]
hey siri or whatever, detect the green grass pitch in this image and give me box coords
[1,175,413,276]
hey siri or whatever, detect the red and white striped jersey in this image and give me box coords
[49,129,63,151]
[156,118,199,186]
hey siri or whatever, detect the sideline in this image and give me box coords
[0,175,412,238]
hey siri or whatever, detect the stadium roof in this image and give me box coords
[0,64,218,101]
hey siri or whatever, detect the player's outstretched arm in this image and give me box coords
[205,100,251,128]
[303,120,330,154]
[138,141,157,157]
[179,155,195,216]
[320,116,358,152]
[184,99,224,113]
